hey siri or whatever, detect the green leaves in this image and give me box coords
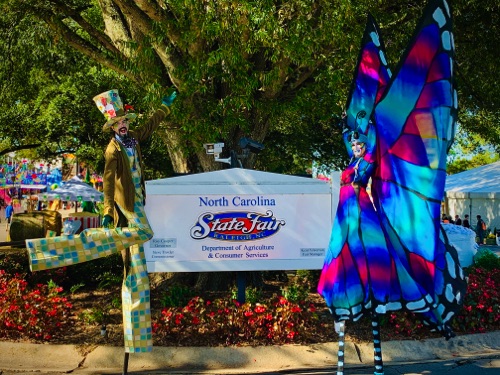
[0,0,498,175]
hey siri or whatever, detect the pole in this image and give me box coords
[231,150,245,303]
[123,352,129,375]
[469,192,472,221]
[237,272,246,304]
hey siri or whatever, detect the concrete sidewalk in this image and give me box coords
[0,331,499,374]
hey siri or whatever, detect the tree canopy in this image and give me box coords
[1,0,498,178]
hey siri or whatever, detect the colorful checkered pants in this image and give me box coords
[26,203,154,353]
[27,146,157,353]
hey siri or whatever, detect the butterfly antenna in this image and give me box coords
[355,110,366,126]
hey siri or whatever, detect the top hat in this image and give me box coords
[93,89,137,130]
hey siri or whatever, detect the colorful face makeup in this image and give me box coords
[351,141,366,158]
[113,119,129,136]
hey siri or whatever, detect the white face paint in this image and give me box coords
[352,141,366,158]
[112,119,129,136]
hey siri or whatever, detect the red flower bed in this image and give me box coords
[0,270,73,341]
[0,264,498,345]
[454,267,500,333]
[382,266,500,340]
[152,295,321,346]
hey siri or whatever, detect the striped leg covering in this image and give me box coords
[337,320,346,375]
[372,313,384,375]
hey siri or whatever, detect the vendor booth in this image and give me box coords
[38,176,102,233]
[445,161,500,231]
[39,176,103,203]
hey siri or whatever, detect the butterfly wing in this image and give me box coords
[317,15,392,318]
[343,14,391,158]
[371,0,464,332]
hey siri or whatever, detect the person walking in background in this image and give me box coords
[454,214,462,226]
[476,215,486,245]
[5,202,13,231]
[463,214,470,228]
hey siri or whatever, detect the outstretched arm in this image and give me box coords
[135,92,177,142]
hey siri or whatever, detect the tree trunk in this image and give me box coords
[158,127,189,174]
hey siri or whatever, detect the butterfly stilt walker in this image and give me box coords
[317,1,467,374]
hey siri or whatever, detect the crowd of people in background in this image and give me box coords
[442,212,490,245]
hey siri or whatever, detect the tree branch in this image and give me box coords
[111,0,185,88]
[48,0,124,57]
[0,144,42,157]
[289,61,322,91]
[40,14,140,84]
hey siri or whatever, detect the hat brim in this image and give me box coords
[102,113,137,130]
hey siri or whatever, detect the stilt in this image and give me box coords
[371,313,384,375]
[337,320,345,375]
[123,352,129,375]
[123,246,130,375]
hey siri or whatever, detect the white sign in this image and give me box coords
[144,169,332,272]
[145,193,331,272]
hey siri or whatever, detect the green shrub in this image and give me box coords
[79,307,108,326]
[295,269,321,290]
[64,253,123,289]
[70,283,85,294]
[160,284,195,307]
[97,271,123,289]
[280,283,309,303]
[473,248,500,271]
[231,286,263,304]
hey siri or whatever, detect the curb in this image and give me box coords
[1,331,499,374]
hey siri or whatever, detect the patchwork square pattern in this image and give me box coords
[26,150,155,353]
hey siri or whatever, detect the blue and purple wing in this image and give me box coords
[371,0,464,333]
[318,15,392,319]
[343,14,391,159]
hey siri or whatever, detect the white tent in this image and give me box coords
[39,176,103,202]
[445,161,500,232]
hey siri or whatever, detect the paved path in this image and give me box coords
[0,331,499,374]
[0,220,10,243]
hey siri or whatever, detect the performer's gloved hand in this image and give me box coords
[102,215,114,228]
[161,91,177,107]
[339,113,350,133]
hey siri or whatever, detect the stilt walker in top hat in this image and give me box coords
[24,90,176,367]
[97,88,177,354]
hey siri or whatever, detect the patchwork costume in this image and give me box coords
[26,89,174,353]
